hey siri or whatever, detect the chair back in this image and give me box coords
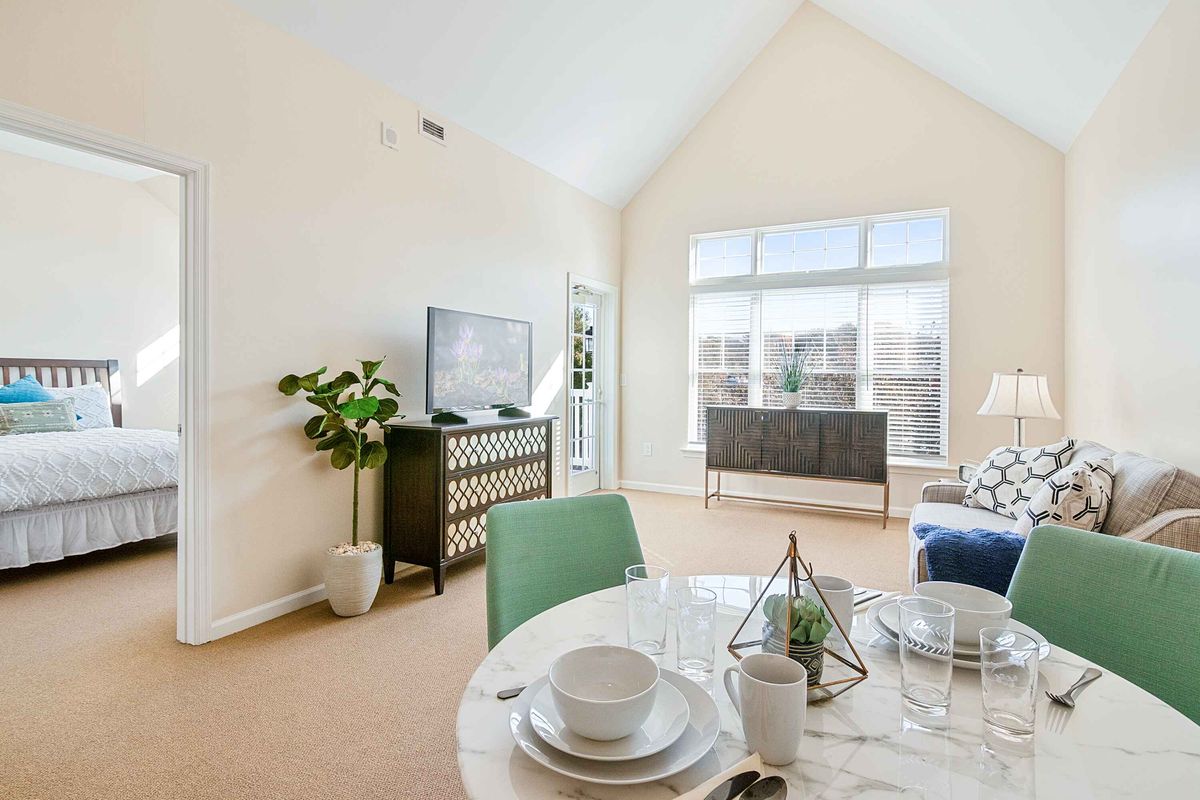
[1007,525,1200,723]
[486,494,645,649]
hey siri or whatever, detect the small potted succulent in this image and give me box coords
[762,593,833,686]
[278,359,403,617]
[778,347,812,408]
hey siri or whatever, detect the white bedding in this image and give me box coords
[0,428,178,514]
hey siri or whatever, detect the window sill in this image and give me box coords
[680,444,951,473]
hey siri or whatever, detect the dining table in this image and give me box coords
[457,574,1200,798]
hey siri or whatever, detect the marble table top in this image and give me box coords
[457,575,1200,798]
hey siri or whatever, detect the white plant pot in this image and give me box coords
[325,546,382,617]
[781,391,802,408]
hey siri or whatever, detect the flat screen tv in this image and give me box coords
[426,307,532,415]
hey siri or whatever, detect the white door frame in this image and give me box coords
[0,99,213,645]
[566,273,618,493]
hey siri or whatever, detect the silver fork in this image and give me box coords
[1046,667,1102,708]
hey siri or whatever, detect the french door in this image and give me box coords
[568,289,602,495]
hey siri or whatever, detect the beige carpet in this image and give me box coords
[0,490,907,799]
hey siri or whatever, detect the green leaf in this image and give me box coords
[330,371,360,393]
[297,367,328,392]
[339,396,380,420]
[315,429,351,451]
[373,397,400,423]
[360,440,387,470]
[306,394,338,413]
[369,377,401,397]
[359,358,384,379]
[330,442,356,470]
[303,414,328,439]
[278,374,302,396]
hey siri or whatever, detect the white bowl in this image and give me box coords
[915,581,1013,646]
[548,645,659,741]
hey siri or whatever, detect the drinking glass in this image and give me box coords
[979,627,1039,738]
[898,596,955,715]
[626,564,669,655]
[675,586,718,674]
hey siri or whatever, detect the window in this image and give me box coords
[689,210,949,462]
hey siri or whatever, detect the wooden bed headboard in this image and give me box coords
[0,358,122,427]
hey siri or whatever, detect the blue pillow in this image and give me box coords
[0,375,54,404]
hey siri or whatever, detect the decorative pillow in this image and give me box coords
[0,375,54,404]
[46,383,114,429]
[963,438,1077,519]
[0,399,78,435]
[1013,458,1115,536]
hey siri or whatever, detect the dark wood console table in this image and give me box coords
[704,406,889,527]
[383,415,556,594]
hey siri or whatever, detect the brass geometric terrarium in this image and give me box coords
[728,531,868,701]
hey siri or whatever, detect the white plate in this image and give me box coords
[528,679,689,762]
[868,599,1051,670]
[510,670,719,785]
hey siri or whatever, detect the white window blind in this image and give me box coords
[689,210,950,463]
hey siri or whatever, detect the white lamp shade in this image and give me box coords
[977,371,1060,419]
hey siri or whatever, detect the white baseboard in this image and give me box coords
[618,480,912,519]
[209,583,327,641]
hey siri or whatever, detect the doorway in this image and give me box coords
[566,275,618,497]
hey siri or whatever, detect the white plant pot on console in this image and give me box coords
[325,545,382,617]
[781,391,802,408]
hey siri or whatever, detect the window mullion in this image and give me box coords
[856,285,870,412]
[748,292,763,407]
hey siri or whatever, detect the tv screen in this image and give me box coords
[426,307,532,413]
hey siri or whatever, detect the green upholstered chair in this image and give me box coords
[486,494,645,650]
[1007,524,1200,723]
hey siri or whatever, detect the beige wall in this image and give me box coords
[0,149,179,431]
[1064,0,1199,473]
[0,0,620,622]
[620,4,1065,513]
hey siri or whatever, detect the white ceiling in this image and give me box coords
[232,0,1167,207]
[0,129,166,181]
[812,0,1169,152]
[231,0,803,208]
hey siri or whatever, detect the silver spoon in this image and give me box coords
[1046,667,1102,708]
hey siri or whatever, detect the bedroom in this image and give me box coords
[0,131,181,599]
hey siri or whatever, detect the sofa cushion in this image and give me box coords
[1014,458,1114,536]
[1104,452,1179,534]
[908,502,1016,588]
[963,438,1077,519]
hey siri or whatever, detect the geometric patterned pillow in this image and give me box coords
[1013,458,1115,536]
[46,383,114,429]
[963,438,1077,520]
[0,398,79,435]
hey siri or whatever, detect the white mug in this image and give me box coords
[722,653,807,765]
[804,575,854,646]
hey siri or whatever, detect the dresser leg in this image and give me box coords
[383,555,395,585]
[882,482,890,529]
[433,564,447,595]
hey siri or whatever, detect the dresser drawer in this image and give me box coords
[444,424,549,475]
[445,460,550,519]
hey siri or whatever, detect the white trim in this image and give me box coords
[210,584,327,641]
[0,99,213,645]
[619,480,913,518]
[567,273,619,493]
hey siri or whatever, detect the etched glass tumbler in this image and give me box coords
[675,586,718,674]
[979,627,1039,738]
[625,564,670,655]
[898,596,956,715]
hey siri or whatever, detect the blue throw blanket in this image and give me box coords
[913,523,1027,596]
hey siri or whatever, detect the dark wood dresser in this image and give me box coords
[704,406,889,526]
[382,415,556,594]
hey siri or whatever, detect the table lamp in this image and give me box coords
[976,368,1060,446]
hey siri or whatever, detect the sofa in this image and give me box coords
[908,440,1200,588]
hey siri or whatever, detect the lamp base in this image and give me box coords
[1013,417,1026,447]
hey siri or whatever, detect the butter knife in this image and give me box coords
[701,770,761,800]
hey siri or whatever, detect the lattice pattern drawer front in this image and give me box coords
[446,461,548,518]
[444,493,548,559]
[445,424,548,473]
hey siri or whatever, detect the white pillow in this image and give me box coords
[1013,458,1114,536]
[963,438,1076,519]
[46,383,114,429]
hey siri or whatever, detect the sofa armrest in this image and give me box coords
[1121,509,1200,554]
[921,480,968,505]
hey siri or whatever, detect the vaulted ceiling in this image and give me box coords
[232,0,1169,208]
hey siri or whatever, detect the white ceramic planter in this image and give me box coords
[781,391,802,408]
[325,546,382,617]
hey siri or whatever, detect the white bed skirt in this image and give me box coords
[0,487,177,569]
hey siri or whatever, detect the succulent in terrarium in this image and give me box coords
[764,593,834,645]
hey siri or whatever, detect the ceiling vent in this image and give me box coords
[418,112,447,146]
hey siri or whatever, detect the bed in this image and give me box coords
[0,359,178,569]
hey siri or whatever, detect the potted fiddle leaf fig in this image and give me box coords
[278,358,403,617]
[762,593,833,686]
[778,347,812,408]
